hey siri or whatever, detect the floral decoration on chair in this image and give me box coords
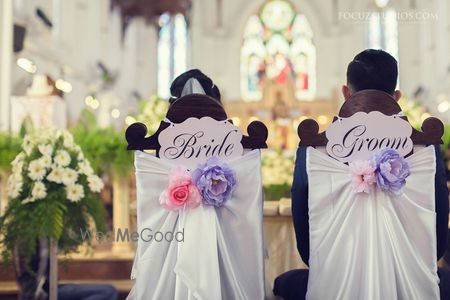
[159,157,237,211]
[349,148,410,195]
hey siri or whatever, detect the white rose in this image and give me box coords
[88,175,104,193]
[31,181,47,200]
[47,166,65,184]
[28,159,46,181]
[54,150,71,167]
[66,184,84,202]
[61,168,78,185]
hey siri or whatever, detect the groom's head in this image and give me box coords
[343,49,401,101]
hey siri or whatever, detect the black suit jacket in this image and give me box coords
[292,145,449,266]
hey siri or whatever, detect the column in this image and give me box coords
[136,20,158,97]
[0,0,13,131]
[112,175,131,253]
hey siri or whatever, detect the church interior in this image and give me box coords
[0,0,449,299]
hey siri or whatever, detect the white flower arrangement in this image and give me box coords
[261,150,295,200]
[7,128,104,204]
[1,129,107,264]
[262,150,295,186]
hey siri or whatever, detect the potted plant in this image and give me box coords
[0,128,106,299]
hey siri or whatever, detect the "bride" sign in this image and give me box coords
[326,111,413,163]
[159,117,244,168]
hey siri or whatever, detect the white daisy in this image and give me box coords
[47,166,65,184]
[88,175,104,193]
[7,175,22,199]
[72,144,81,153]
[54,150,71,167]
[62,131,74,149]
[61,168,78,185]
[77,151,84,161]
[40,155,52,168]
[78,160,93,175]
[28,159,46,181]
[31,181,47,200]
[11,159,24,175]
[11,153,25,165]
[66,184,84,202]
[22,197,35,204]
[22,136,34,155]
[38,144,53,157]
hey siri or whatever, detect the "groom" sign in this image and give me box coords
[326,111,414,163]
[158,117,244,168]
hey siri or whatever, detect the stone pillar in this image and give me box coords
[0,0,13,131]
[136,20,158,97]
[112,175,131,253]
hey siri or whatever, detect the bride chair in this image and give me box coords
[125,78,268,300]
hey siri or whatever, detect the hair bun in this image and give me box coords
[170,69,221,102]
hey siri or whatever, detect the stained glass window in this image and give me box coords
[158,13,188,99]
[368,5,398,60]
[241,0,316,101]
[368,3,399,87]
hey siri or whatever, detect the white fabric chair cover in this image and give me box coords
[127,150,265,300]
[306,146,440,300]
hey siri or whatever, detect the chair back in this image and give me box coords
[298,90,443,300]
[125,91,268,299]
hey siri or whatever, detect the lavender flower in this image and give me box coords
[373,148,410,195]
[192,157,237,207]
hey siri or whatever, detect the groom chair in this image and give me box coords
[274,90,449,300]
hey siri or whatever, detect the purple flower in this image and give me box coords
[192,157,237,207]
[373,148,410,195]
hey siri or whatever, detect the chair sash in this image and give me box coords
[127,150,265,300]
[306,145,440,300]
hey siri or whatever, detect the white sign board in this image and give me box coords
[159,117,244,168]
[326,111,413,163]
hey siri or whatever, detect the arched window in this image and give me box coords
[157,13,188,99]
[241,0,316,101]
[368,0,398,60]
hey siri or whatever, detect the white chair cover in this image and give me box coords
[306,146,440,300]
[127,150,265,300]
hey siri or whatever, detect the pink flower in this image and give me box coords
[159,166,201,211]
[349,160,376,194]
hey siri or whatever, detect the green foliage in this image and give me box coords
[264,183,291,201]
[70,110,134,176]
[0,133,21,173]
[398,98,450,151]
[398,97,427,130]
[442,123,450,151]
[134,96,168,134]
[261,150,295,200]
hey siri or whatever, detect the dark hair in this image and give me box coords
[169,69,221,104]
[346,49,398,95]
